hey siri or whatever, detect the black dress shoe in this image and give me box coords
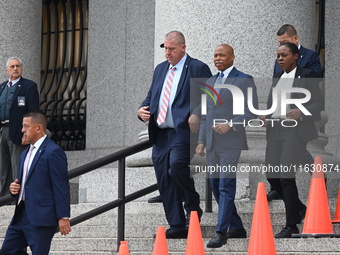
[165,229,188,239]
[267,189,281,202]
[226,228,247,238]
[148,195,162,203]
[186,207,203,229]
[207,232,227,248]
[275,226,299,238]
[299,205,306,223]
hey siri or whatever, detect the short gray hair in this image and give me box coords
[6,57,23,68]
[165,31,185,45]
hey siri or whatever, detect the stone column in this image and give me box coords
[86,0,155,158]
[324,0,340,200]
[325,0,340,161]
[0,0,41,84]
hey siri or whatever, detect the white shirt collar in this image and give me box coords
[170,54,187,71]
[32,135,47,151]
[8,77,21,86]
[282,66,297,78]
[220,66,234,77]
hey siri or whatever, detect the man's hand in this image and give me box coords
[196,144,205,157]
[10,179,21,195]
[138,106,150,122]
[188,114,200,133]
[58,218,71,235]
[286,109,302,120]
[213,123,231,134]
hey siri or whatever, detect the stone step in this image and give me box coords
[0,210,319,239]
[4,198,334,222]
[0,223,318,241]
[1,199,340,254]
[3,236,340,254]
[1,200,338,233]
[4,237,340,254]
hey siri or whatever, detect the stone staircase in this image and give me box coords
[1,164,340,254]
[2,198,340,254]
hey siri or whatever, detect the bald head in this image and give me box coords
[214,44,235,71]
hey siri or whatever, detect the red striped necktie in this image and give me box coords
[157,67,176,125]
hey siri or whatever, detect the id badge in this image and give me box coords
[18,96,25,107]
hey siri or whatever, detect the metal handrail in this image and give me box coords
[0,139,212,250]
[0,140,154,250]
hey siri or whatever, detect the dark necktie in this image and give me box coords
[215,72,224,96]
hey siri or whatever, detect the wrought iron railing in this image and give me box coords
[41,0,88,151]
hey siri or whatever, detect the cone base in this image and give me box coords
[332,220,340,224]
[292,233,340,238]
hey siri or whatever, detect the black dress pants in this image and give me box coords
[266,125,306,225]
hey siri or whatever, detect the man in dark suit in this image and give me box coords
[0,110,71,254]
[263,42,322,238]
[267,24,323,201]
[196,44,258,248]
[138,31,212,238]
[273,24,322,77]
[0,57,40,197]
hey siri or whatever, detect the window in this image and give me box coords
[41,0,88,150]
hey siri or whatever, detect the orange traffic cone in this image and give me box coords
[185,211,205,255]
[295,156,339,237]
[332,186,340,223]
[117,240,130,255]
[247,182,276,255]
[152,226,169,255]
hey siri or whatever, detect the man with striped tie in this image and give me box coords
[138,31,211,239]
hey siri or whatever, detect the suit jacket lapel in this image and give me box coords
[26,138,48,179]
[156,63,170,100]
[273,71,284,87]
[174,55,191,99]
[225,67,238,83]
[297,46,306,66]
[0,82,6,95]
[218,67,238,99]
[206,75,218,107]
[291,66,303,99]
[292,66,302,87]
[267,71,283,110]
[18,147,29,182]
[11,77,24,107]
